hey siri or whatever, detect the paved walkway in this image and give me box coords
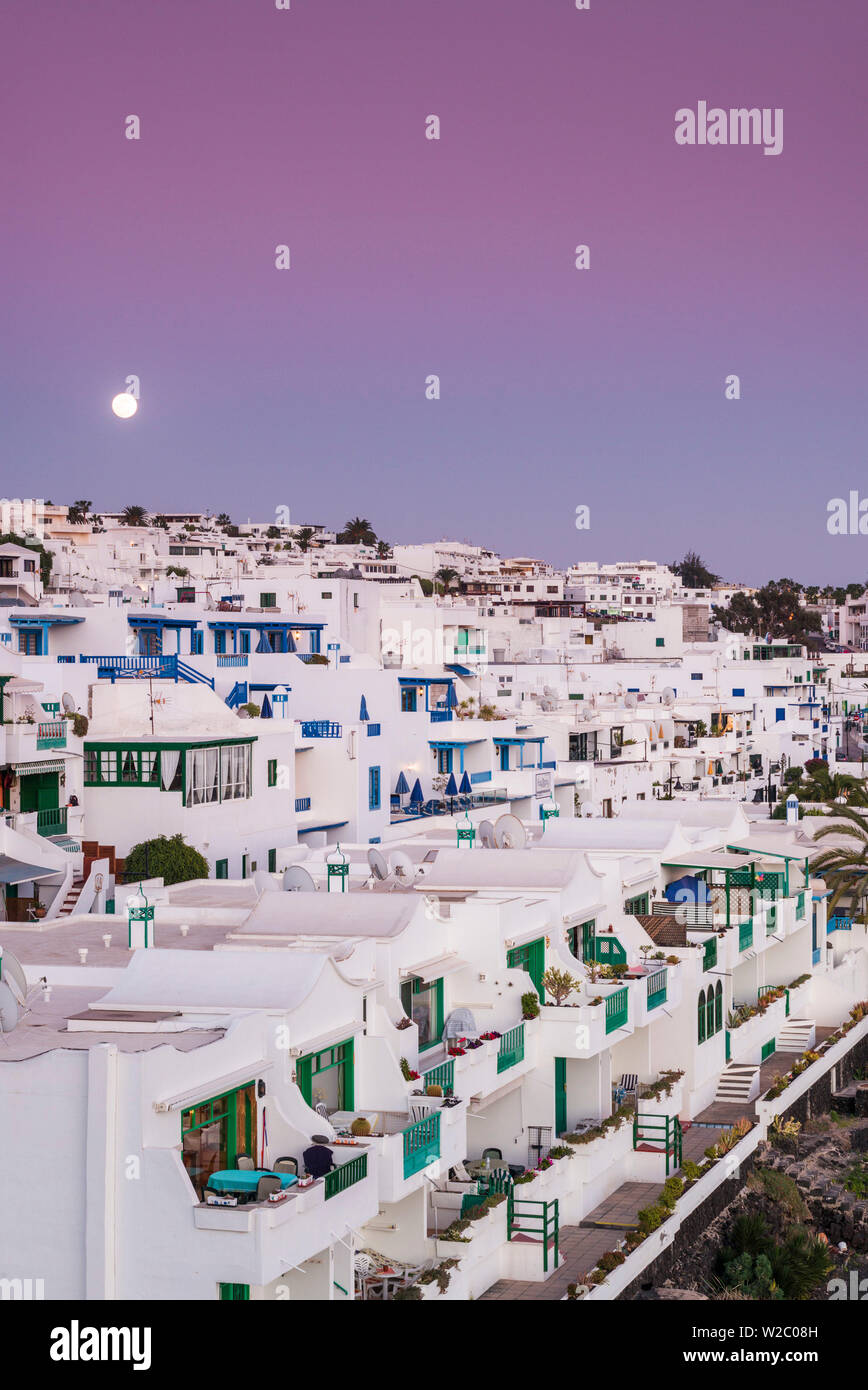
[479,1181,659,1301]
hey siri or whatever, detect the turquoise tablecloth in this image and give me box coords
[209,1169,297,1194]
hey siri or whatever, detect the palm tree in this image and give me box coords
[152,514,170,530]
[294,526,315,553]
[811,805,868,915]
[435,566,461,590]
[121,505,148,527]
[376,539,392,558]
[216,512,232,530]
[338,517,377,546]
[800,761,868,807]
[66,499,92,524]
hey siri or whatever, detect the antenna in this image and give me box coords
[283,865,317,893]
[494,814,527,849]
[366,848,393,889]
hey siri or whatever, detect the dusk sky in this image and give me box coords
[3,0,866,583]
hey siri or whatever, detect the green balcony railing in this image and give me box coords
[37,806,67,836]
[646,969,667,1011]
[702,937,717,972]
[324,1152,368,1200]
[36,721,66,749]
[795,892,805,921]
[507,1195,559,1273]
[633,1113,683,1176]
[421,1059,454,1092]
[402,1111,440,1179]
[605,987,629,1034]
[739,919,753,952]
[497,1024,525,1073]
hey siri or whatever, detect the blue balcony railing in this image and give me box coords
[295,797,311,813]
[299,721,342,738]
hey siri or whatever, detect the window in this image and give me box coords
[191,630,204,654]
[267,758,278,787]
[219,1285,249,1301]
[239,631,250,654]
[655,637,664,647]
[507,939,546,1001]
[215,859,228,879]
[18,630,41,655]
[714,981,723,1032]
[732,687,745,697]
[260,592,276,608]
[436,747,453,774]
[706,989,715,1040]
[624,893,650,915]
[698,989,707,1043]
[400,977,444,1051]
[368,765,381,810]
[296,1040,354,1112]
[23,559,36,573]
[401,687,417,713]
[181,1081,256,1199]
[214,630,226,654]
[690,673,702,681]
[267,848,276,873]
[185,743,252,805]
[353,593,359,610]
[321,592,332,599]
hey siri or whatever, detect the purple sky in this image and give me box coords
[3,0,867,583]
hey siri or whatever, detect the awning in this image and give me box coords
[0,857,62,884]
[468,1074,525,1114]
[402,954,469,983]
[445,664,473,676]
[153,1062,272,1113]
[12,760,66,775]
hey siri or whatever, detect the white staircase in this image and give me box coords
[715,1063,760,1103]
[776,1018,816,1052]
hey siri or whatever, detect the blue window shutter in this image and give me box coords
[775,708,785,722]
[732,687,745,697]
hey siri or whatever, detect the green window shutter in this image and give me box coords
[267,759,277,787]
[698,991,706,1043]
[267,848,276,872]
[296,1055,313,1106]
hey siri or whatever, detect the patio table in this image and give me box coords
[209,1169,297,1195]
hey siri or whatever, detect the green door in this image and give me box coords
[555,1057,567,1135]
[297,1039,354,1113]
[219,1284,249,1301]
[19,770,59,814]
[507,938,546,1002]
[215,859,228,880]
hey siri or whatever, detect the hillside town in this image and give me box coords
[2,500,868,1303]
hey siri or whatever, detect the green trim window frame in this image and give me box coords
[83,739,255,803]
[624,892,650,915]
[267,848,277,873]
[267,758,278,787]
[714,980,723,1032]
[259,592,277,608]
[296,1039,355,1113]
[401,976,444,1051]
[181,1081,256,1198]
[567,918,596,962]
[698,989,706,1043]
[507,938,546,1002]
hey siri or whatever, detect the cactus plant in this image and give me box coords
[350,1117,371,1137]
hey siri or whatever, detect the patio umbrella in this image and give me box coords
[285,630,297,652]
[459,770,472,795]
[409,778,424,806]
[444,772,458,809]
[260,693,272,719]
[359,694,369,721]
[394,771,410,796]
[256,629,272,653]
[447,683,458,708]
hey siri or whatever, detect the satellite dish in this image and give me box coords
[495,814,527,849]
[237,706,250,719]
[662,687,676,707]
[390,849,417,884]
[0,981,20,1034]
[0,947,28,1005]
[283,865,317,893]
[61,693,76,715]
[625,693,638,710]
[478,819,496,848]
[582,800,601,818]
[367,848,392,883]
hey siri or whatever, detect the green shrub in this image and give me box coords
[521,991,540,1019]
[124,834,209,885]
[638,1204,664,1232]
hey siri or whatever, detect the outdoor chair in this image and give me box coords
[273,1156,298,1175]
[303,1144,335,1179]
[255,1175,282,1202]
[482,1147,503,1162]
[613,1073,638,1107]
[235,1154,255,1170]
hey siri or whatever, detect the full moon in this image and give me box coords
[111,392,138,419]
